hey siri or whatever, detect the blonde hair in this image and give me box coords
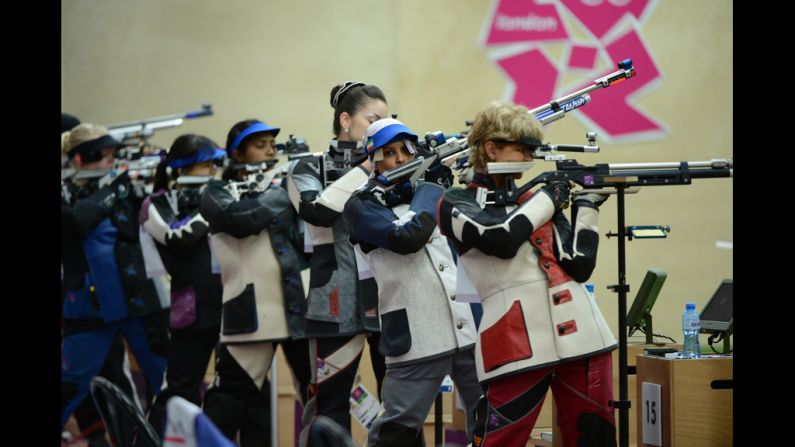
[61,131,72,157]
[467,101,544,172]
[67,123,112,153]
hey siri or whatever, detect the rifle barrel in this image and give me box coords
[608,159,733,171]
[535,94,591,124]
[550,144,599,153]
[528,59,635,120]
[609,168,733,180]
[107,104,213,130]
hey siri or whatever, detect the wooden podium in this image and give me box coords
[615,343,681,446]
[635,355,733,447]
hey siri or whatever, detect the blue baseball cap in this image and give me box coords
[228,121,281,156]
[365,118,418,160]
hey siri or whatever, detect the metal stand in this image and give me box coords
[606,184,632,447]
[270,353,279,447]
[644,314,654,345]
[435,392,443,446]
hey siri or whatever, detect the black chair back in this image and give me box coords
[90,376,161,447]
[309,415,358,447]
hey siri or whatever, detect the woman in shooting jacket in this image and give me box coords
[199,119,311,444]
[343,119,483,447]
[285,81,388,444]
[436,102,617,447]
[61,123,169,430]
[138,134,231,436]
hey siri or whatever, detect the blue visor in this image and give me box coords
[365,120,418,157]
[228,121,281,154]
[168,146,227,169]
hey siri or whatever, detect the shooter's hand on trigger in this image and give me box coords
[540,180,573,211]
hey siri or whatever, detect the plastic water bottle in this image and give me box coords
[682,302,701,359]
[585,283,597,304]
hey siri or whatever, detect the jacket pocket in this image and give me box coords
[170,286,197,330]
[222,283,258,335]
[378,309,412,357]
[305,269,345,323]
[480,300,532,372]
[62,274,103,320]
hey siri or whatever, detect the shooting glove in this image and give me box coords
[573,192,609,209]
[540,180,571,212]
[424,164,454,189]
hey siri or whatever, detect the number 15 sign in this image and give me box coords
[641,382,662,446]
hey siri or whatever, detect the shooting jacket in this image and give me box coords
[437,174,616,382]
[139,187,222,334]
[61,175,167,335]
[200,179,307,343]
[343,181,477,366]
[285,146,380,338]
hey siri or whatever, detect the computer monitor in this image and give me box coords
[626,268,667,343]
[699,279,733,334]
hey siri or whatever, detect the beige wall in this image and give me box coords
[62,1,731,347]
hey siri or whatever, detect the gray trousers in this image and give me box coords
[367,348,483,446]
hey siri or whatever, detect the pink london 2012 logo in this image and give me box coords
[480,0,665,142]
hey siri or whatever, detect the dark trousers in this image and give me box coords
[148,330,217,435]
[203,339,311,446]
[300,332,387,446]
[367,332,387,399]
[148,329,275,447]
[61,317,167,429]
[72,334,135,444]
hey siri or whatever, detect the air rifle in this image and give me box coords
[481,158,733,206]
[383,130,471,182]
[381,58,635,185]
[68,155,164,185]
[287,140,367,188]
[61,155,164,198]
[106,103,214,148]
[224,159,280,200]
[531,59,635,125]
[276,134,310,156]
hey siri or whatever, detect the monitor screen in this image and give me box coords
[700,279,733,333]
[626,268,667,336]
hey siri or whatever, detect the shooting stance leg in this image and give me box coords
[551,351,616,447]
[367,357,456,447]
[203,342,276,442]
[299,334,365,446]
[476,368,552,447]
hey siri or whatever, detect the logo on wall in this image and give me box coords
[480,0,665,142]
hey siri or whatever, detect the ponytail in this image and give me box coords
[152,160,173,192]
